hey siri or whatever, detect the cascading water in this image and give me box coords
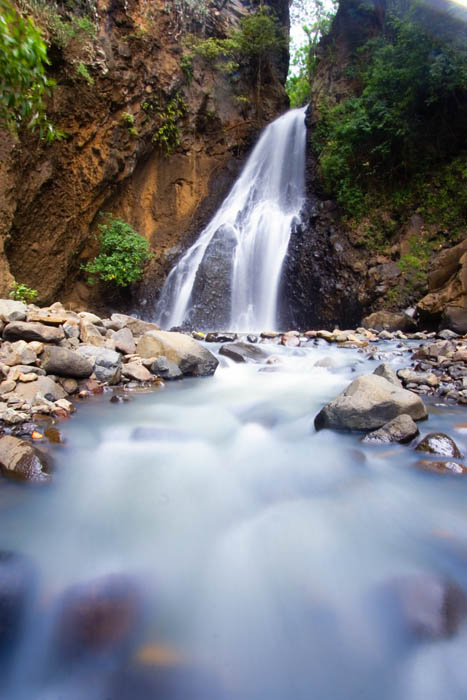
[155,107,307,331]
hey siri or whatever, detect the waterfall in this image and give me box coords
[155,107,307,331]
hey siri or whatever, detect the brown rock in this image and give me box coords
[121,362,152,382]
[3,322,64,343]
[0,435,50,483]
[14,375,67,402]
[362,311,416,332]
[111,314,160,338]
[416,459,467,475]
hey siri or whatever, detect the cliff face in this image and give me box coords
[287,0,467,332]
[0,0,289,310]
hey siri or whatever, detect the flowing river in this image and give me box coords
[1,338,467,700]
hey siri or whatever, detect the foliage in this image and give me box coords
[121,111,135,126]
[0,0,57,139]
[151,94,186,155]
[9,281,38,304]
[83,215,153,287]
[75,60,93,84]
[313,0,467,222]
[286,0,337,108]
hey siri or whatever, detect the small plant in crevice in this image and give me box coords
[121,111,135,126]
[75,60,93,84]
[151,94,187,155]
[82,214,153,287]
[9,281,39,304]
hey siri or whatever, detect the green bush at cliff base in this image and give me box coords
[313,1,467,223]
[0,0,57,139]
[83,215,153,287]
[9,281,38,304]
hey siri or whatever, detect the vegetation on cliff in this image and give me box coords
[313,0,467,232]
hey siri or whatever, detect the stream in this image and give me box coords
[1,339,467,700]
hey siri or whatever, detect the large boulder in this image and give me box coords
[40,346,94,378]
[314,373,427,432]
[441,305,467,335]
[77,345,121,384]
[136,331,218,377]
[0,435,50,483]
[3,321,64,343]
[417,242,467,329]
[361,311,416,332]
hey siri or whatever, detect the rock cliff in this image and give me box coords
[0,0,289,310]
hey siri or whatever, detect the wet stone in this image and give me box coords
[416,459,467,475]
[362,414,419,445]
[205,332,237,343]
[219,342,269,363]
[415,432,462,458]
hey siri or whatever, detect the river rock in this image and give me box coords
[136,331,218,377]
[111,313,160,337]
[219,342,269,363]
[14,375,66,402]
[79,320,105,346]
[415,432,462,458]
[0,435,50,482]
[3,340,37,366]
[416,459,467,475]
[0,300,27,323]
[314,374,428,432]
[362,414,419,444]
[373,363,401,386]
[150,356,182,380]
[3,321,65,343]
[113,327,136,355]
[205,332,238,343]
[55,574,143,655]
[441,306,467,335]
[397,368,440,387]
[362,311,416,332]
[0,551,37,663]
[122,362,152,382]
[77,345,121,384]
[380,574,466,639]
[40,346,94,378]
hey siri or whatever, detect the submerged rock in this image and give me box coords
[362,414,419,444]
[416,459,467,475]
[415,433,462,458]
[0,435,50,483]
[314,373,427,432]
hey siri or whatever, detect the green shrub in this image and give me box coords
[121,111,135,126]
[83,215,153,287]
[9,281,38,304]
[151,94,186,155]
[0,0,57,139]
[75,61,93,84]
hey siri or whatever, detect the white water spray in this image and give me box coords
[155,107,307,331]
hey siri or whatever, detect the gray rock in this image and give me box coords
[362,311,416,332]
[3,321,65,343]
[219,342,269,363]
[0,299,27,323]
[113,327,136,355]
[137,331,218,377]
[77,345,121,385]
[41,346,94,378]
[110,313,160,337]
[14,375,67,402]
[314,373,427,432]
[373,363,401,387]
[362,414,419,444]
[150,356,182,380]
[437,329,459,340]
[397,368,439,387]
[0,435,50,483]
[205,332,238,343]
[416,433,462,458]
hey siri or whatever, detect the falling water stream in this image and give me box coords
[155,108,307,331]
[1,339,467,700]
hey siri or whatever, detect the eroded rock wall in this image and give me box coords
[1,0,289,310]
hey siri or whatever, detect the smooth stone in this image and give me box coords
[113,327,136,355]
[362,414,419,444]
[41,346,94,378]
[77,345,121,385]
[373,363,401,386]
[415,432,462,458]
[362,311,416,332]
[0,300,27,323]
[3,321,64,343]
[398,368,439,387]
[111,313,160,337]
[14,376,67,402]
[314,373,428,432]
[205,332,238,343]
[122,362,153,382]
[137,331,218,377]
[0,435,50,483]
[416,459,467,475]
[150,357,182,380]
[219,342,269,363]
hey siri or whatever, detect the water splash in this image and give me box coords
[155,108,307,331]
